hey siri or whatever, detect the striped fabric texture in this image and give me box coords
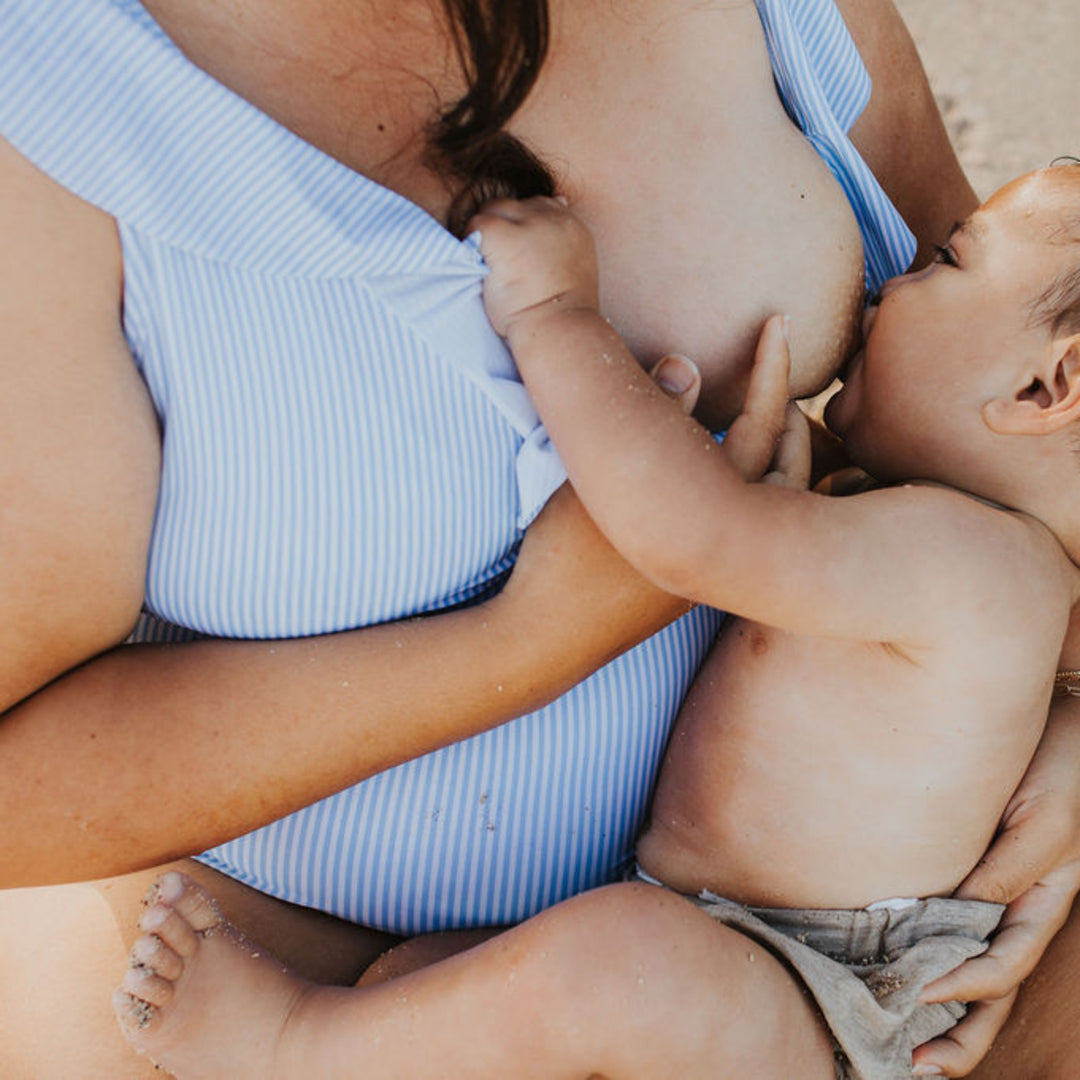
[757,0,917,297]
[2,0,913,932]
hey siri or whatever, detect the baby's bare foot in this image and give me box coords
[113,871,313,1079]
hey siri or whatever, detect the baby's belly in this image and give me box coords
[637,624,1030,909]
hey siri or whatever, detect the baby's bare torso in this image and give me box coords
[638,613,1057,909]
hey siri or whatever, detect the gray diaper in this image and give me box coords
[633,869,1004,1080]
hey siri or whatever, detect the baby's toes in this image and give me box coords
[122,962,176,1009]
[131,932,185,981]
[112,987,160,1035]
[153,871,224,934]
[140,902,202,959]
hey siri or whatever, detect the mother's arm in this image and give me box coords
[838,0,979,264]
[908,623,1080,1077]
[2,485,687,888]
[0,138,160,709]
[0,138,688,888]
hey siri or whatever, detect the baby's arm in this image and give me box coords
[0,135,159,711]
[474,198,1064,647]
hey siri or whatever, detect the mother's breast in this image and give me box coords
[520,0,866,427]
[586,120,865,429]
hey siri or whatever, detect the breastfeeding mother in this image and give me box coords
[1,0,1076,1075]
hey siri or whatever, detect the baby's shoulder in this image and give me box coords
[877,481,1074,622]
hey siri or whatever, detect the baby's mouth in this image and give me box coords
[836,345,862,384]
[837,303,877,383]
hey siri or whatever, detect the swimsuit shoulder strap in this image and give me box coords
[0,0,471,278]
[754,0,917,293]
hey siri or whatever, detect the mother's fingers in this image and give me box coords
[920,929,1030,1007]
[911,991,1017,1077]
[924,863,1080,1004]
[956,804,1071,906]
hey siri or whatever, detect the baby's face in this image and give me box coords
[825,168,1080,484]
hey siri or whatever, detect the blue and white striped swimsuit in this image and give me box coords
[2,0,914,933]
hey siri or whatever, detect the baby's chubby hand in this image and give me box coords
[469,197,601,338]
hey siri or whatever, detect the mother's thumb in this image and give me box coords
[955,818,1061,904]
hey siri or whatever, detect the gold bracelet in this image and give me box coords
[1054,670,1080,697]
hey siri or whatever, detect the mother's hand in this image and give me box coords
[911,698,1080,1077]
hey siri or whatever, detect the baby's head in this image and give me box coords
[825,164,1080,509]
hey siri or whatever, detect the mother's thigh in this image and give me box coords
[0,858,394,1079]
[968,895,1080,1079]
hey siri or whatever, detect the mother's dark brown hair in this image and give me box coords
[432,0,557,235]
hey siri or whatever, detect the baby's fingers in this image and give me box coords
[764,402,811,490]
[468,194,569,231]
[910,991,1016,1077]
[650,354,701,415]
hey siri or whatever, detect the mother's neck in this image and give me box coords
[140,0,462,215]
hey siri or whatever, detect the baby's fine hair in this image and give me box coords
[1028,161,1080,336]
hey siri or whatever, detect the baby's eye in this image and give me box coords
[932,244,958,267]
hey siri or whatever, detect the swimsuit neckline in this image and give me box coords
[112,0,474,262]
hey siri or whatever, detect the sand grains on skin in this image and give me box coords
[114,872,312,1080]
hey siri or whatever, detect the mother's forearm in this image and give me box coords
[0,486,686,887]
[0,618,552,886]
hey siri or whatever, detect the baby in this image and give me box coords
[113,165,1080,1080]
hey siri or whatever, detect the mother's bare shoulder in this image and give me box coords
[837,0,979,262]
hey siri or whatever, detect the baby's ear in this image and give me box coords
[982,335,1080,435]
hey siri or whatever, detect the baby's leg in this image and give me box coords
[116,873,836,1080]
[356,926,503,985]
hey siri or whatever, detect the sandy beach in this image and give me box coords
[895,0,1080,199]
